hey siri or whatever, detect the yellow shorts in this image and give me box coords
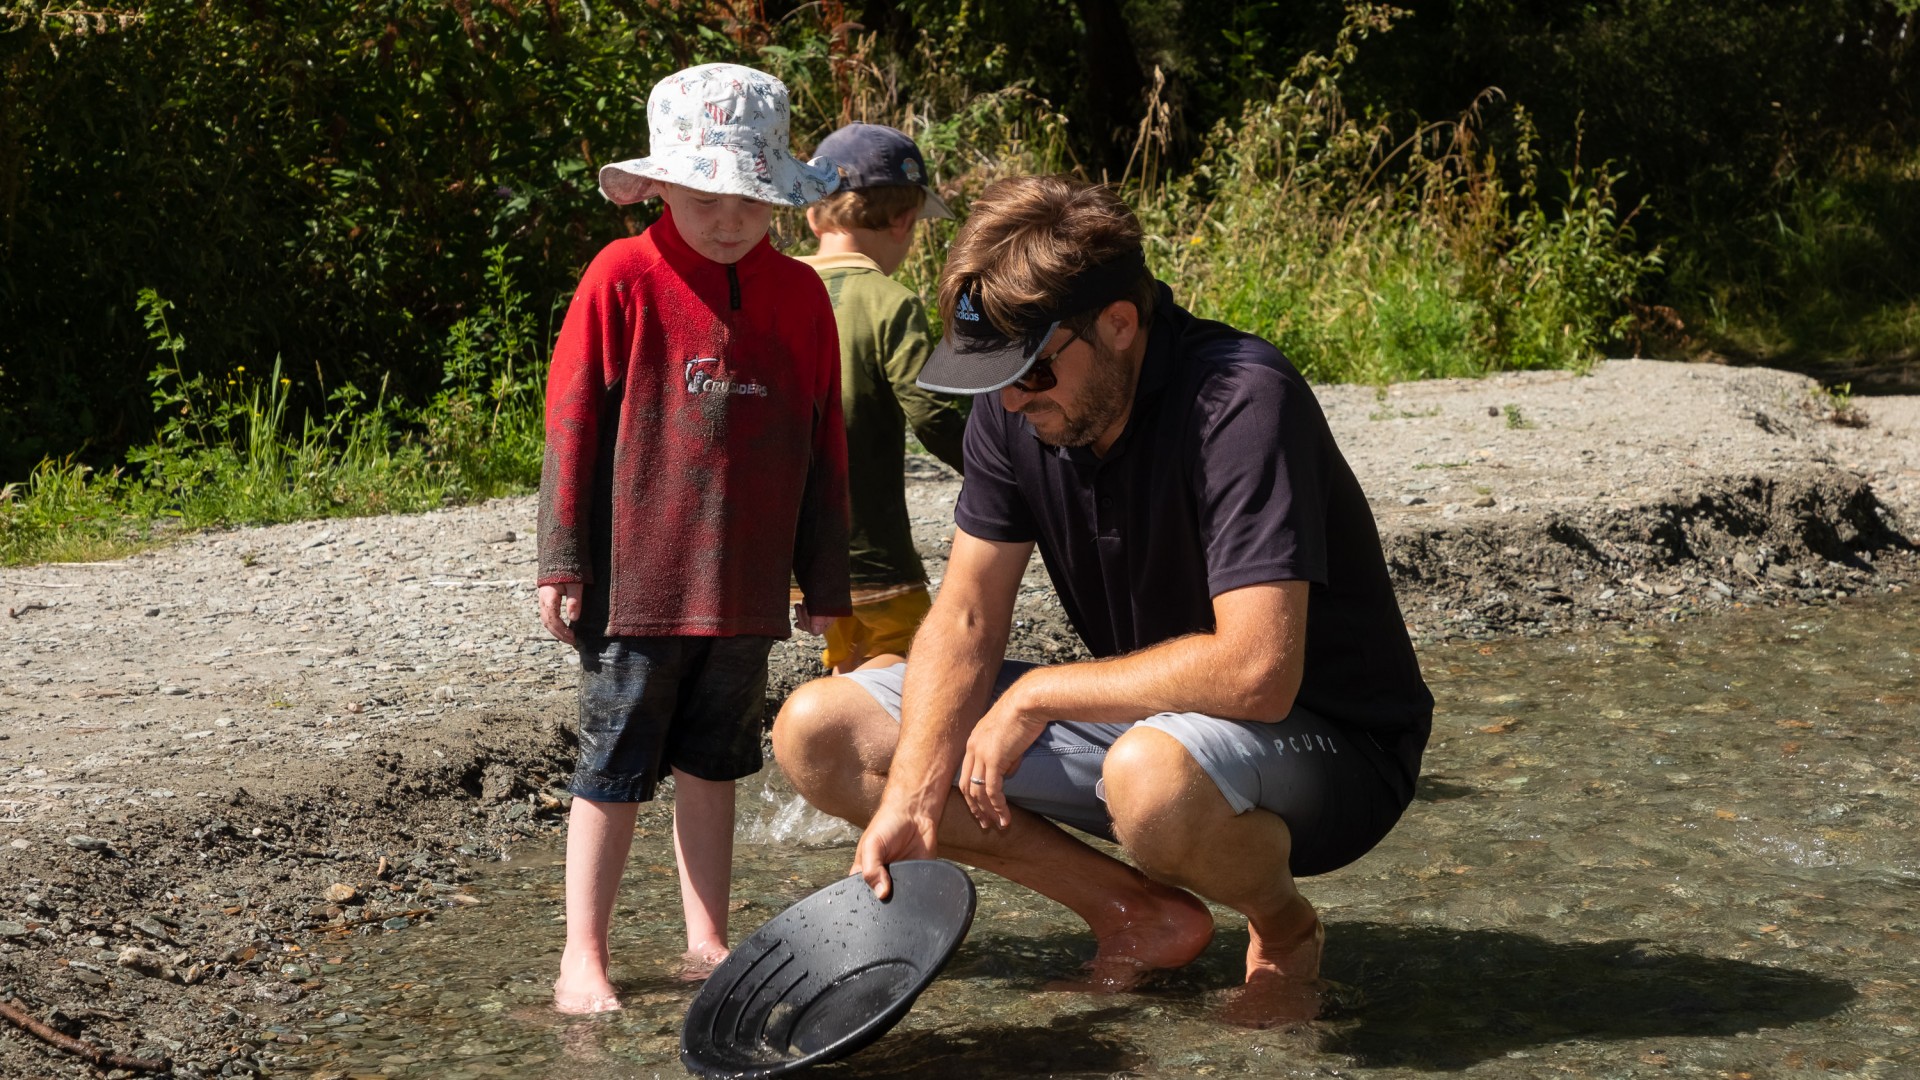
[822,587,932,671]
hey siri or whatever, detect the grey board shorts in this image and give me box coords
[841,658,1415,877]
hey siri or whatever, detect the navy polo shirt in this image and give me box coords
[954,285,1432,777]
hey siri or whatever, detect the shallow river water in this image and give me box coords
[287,594,1919,1079]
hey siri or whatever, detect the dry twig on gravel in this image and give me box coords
[0,996,173,1074]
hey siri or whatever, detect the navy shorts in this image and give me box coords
[569,635,776,803]
[841,659,1419,877]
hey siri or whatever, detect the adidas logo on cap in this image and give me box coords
[955,293,981,322]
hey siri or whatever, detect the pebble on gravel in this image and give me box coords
[325,883,359,904]
[117,945,175,978]
[254,982,304,1005]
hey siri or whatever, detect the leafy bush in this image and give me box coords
[4,2,1808,568]
[420,246,553,500]
[1668,146,1920,365]
[0,0,763,480]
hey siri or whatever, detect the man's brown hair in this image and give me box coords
[810,183,927,232]
[937,175,1155,339]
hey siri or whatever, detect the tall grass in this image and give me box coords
[1135,7,1654,383]
[778,5,1653,385]
[0,248,548,566]
[1669,145,1920,367]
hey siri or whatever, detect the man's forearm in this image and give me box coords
[885,601,1011,811]
[1013,582,1306,725]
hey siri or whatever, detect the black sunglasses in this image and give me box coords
[1011,326,1078,393]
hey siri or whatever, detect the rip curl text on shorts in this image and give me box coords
[839,658,1413,877]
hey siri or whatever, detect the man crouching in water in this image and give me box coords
[773,174,1432,1021]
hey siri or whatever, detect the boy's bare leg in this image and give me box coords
[671,769,735,976]
[555,797,640,1014]
[773,679,1214,986]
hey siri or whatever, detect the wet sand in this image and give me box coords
[1,359,1916,1076]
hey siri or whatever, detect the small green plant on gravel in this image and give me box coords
[1503,404,1534,429]
[1803,382,1868,428]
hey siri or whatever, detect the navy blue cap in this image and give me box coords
[814,123,954,220]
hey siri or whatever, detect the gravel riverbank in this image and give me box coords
[2,359,1915,1076]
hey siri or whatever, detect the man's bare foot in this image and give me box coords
[675,944,730,982]
[1217,975,1324,1029]
[1218,914,1327,1028]
[553,947,622,1014]
[1246,911,1323,983]
[1049,883,1215,993]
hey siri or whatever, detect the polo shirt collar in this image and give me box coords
[795,251,883,274]
[1133,282,1180,401]
[1050,282,1180,467]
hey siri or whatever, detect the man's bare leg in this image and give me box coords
[554,797,639,1013]
[1101,726,1325,1024]
[772,677,1214,982]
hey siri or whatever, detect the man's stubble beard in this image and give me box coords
[1023,334,1135,448]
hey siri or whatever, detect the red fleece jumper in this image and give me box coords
[537,208,852,639]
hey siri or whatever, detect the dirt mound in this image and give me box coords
[1388,466,1913,640]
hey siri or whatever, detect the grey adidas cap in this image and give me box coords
[918,249,1150,395]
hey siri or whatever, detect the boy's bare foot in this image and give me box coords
[554,947,622,1014]
[1047,883,1215,993]
[675,944,730,982]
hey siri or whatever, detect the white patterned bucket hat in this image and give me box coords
[599,64,841,208]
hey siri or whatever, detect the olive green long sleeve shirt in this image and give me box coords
[799,252,969,592]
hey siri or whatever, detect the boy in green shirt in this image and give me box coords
[802,123,968,673]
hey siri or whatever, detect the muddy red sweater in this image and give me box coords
[537,209,851,638]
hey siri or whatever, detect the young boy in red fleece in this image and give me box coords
[535,62,850,1014]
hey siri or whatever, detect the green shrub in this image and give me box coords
[420,247,553,500]
[1669,146,1920,365]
